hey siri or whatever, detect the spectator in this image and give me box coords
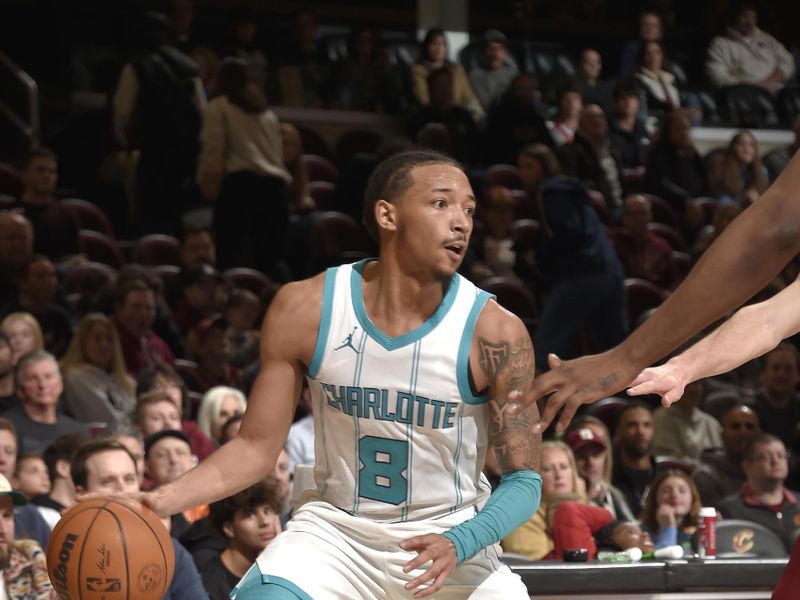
[574,49,612,108]
[634,41,680,117]
[706,2,795,92]
[112,431,146,487]
[411,28,484,122]
[694,404,760,507]
[707,130,769,206]
[502,441,585,560]
[185,316,242,394]
[200,479,282,600]
[167,0,197,53]
[225,9,267,93]
[191,46,220,98]
[270,448,291,517]
[0,313,44,366]
[136,364,216,461]
[2,351,89,454]
[719,433,800,547]
[692,203,742,257]
[273,8,331,108]
[0,420,16,483]
[70,439,209,600]
[196,58,292,281]
[220,414,243,444]
[0,473,55,598]
[558,105,625,219]
[0,256,71,358]
[113,11,205,234]
[197,386,246,446]
[612,402,656,516]
[485,73,553,165]
[523,144,627,369]
[279,123,314,213]
[763,116,800,181]
[33,434,84,519]
[613,194,678,289]
[752,343,800,447]
[223,288,261,369]
[285,385,313,474]
[171,264,225,335]
[548,84,583,146]
[639,469,700,549]
[331,27,386,112]
[652,379,722,464]
[642,109,707,221]
[467,185,518,282]
[61,313,135,432]
[564,423,635,520]
[112,280,175,375]
[468,29,519,112]
[407,68,480,166]
[11,454,49,502]
[609,81,650,177]
[618,10,665,78]
[179,226,217,269]
[13,148,80,260]
[0,212,33,301]
[0,333,14,410]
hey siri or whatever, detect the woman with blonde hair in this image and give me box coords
[1,312,44,365]
[60,313,135,432]
[502,440,586,559]
[197,386,247,445]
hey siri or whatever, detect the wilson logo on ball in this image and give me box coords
[53,533,79,597]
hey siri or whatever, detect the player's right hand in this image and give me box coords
[626,362,688,408]
[508,351,639,432]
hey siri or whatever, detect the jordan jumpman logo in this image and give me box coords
[334,326,360,354]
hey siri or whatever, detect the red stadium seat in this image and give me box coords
[624,277,668,329]
[654,455,693,475]
[64,261,117,294]
[641,193,680,230]
[152,264,181,288]
[223,268,271,297]
[647,222,688,252]
[301,154,339,184]
[0,162,24,197]
[479,276,538,329]
[134,234,181,266]
[174,359,199,385]
[672,251,692,283]
[585,396,631,438]
[690,197,720,227]
[78,230,126,269]
[308,181,338,211]
[510,219,540,245]
[62,198,115,237]
[310,211,373,270]
[485,164,523,191]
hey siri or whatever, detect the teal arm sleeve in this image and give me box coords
[442,470,542,564]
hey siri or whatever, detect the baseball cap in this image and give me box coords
[483,29,507,45]
[0,474,28,506]
[144,429,191,459]
[564,427,607,453]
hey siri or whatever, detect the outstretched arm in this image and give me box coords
[401,302,541,598]
[628,275,800,406]
[510,151,800,432]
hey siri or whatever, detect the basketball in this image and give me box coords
[46,497,175,600]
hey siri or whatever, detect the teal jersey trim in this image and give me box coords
[451,403,465,513]
[308,267,338,379]
[350,259,460,350]
[457,290,493,405]
[261,575,314,600]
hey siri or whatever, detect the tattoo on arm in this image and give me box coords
[478,336,540,472]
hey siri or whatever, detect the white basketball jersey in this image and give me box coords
[307,260,494,523]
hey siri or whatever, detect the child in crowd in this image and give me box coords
[224,288,262,368]
[12,453,50,500]
[639,470,701,549]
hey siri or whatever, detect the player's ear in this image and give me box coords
[375,199,397,233]
[222,521,234,539]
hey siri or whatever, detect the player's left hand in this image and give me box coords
[400,533,457,598]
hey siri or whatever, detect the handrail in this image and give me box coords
[0,52,40,148]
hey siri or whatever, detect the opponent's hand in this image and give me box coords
[627,362,688,408]
[508,351,639,433]
[400,533,458,598]
[76,490,170,518]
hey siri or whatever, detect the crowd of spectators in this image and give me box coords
[0,0,798,597]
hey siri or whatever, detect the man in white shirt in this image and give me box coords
[706,2,795,92]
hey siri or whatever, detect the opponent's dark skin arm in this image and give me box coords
[511,151,800,431]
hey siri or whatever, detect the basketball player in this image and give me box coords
[502,151,800,432]
[139,151,542,599]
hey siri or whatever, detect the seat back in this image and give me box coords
[647,222,687,252]
[721,85,781,129]
[714,519,789,558]
[485,164,523,190]
[223,267,271,297]
[134,234,181,266]
[0,162,24,197]
[78,230,126,269]
[624,277,668,328]
[62,198,115,237]
[641,193,680,229]
[301,154,340,184]
[311,211,373,270]
[585,396,631,437]
[479,276,538,328]
[308,181,338,211]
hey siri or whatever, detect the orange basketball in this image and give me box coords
[46,497,175,600]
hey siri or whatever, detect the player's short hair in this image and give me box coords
[210,478,283,533]
[615,400,652,428]
[71,439,138,489]
[362,150,463,241]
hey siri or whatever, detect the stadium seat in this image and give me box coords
[585,396,630,437]
[776,87,800,126]
[479,276,538,329]
[624,278,668,329]
[0,162,24,197]
[484,164,523,190]
[647,222,688,252]
[151,264,181,288]
[295,125,333,159]
[701,389,748,422]
[335,130,383,166]
[510,219,540,245]
[384,38,421,66]
[78,230,126,269]
[223,268,271,297]
[310,211,373,271]
[641,194,680,230]
[62,198,115,237]
[0,194,14,210]
[301,154,339,184]
[133,234,181,266]
[308,181,338,211]
[690,197,720,227]
[720,85,781,129]
[187,391,204,421]
[588,190,612,226]
[713,520,789,558]
[64,261,117,294]
[523,41,576,90]
[174,359,199,388]
[653,455,693,474]
[672,251,692,283]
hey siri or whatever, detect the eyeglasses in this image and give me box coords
[750,452,789,462]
